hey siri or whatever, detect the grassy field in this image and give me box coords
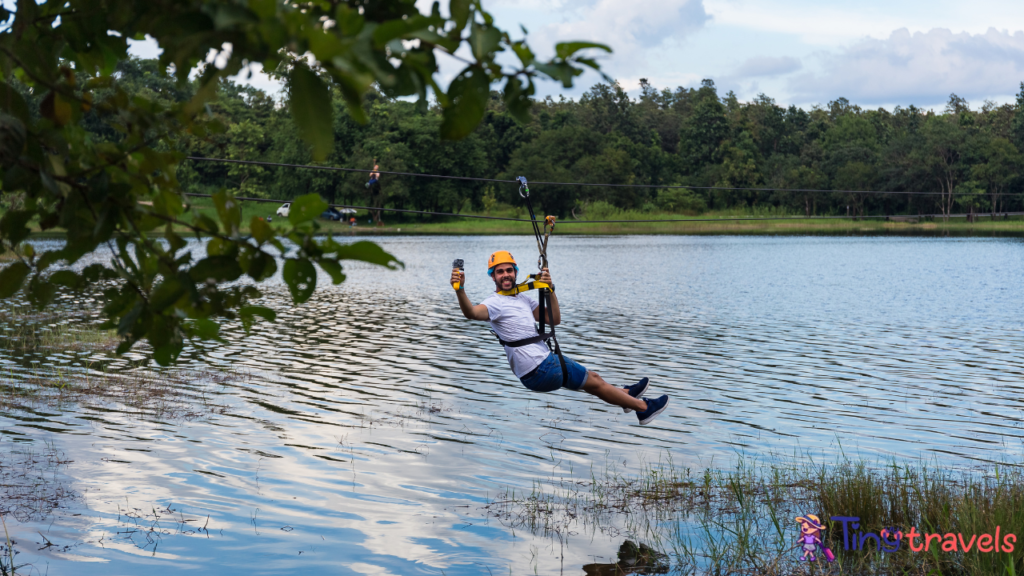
[198,198,1024,236]
[15,196,1024,237]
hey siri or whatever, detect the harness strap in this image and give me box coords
[494,332,551,347]
[495,280,554,297]
[492,330,568,386]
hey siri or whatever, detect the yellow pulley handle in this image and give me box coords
[496,280,554,297]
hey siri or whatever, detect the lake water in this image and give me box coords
[1,234,1023,574]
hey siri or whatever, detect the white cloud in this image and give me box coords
[733,56,801,78]
[705,0,915,45]
[535,0,710,73]
[788,28,1024,106]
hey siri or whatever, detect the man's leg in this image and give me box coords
[581,371,647,412]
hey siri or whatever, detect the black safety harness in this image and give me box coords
[494,177,568,385]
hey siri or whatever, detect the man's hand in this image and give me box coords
[451,269,466,290]
[534,267,560,325]
[538,268,553,286]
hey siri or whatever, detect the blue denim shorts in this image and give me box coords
[519,353,589,392]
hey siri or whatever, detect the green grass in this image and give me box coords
[486,452,1024,575]
[12,196,1024,237]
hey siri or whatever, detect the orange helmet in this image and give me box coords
[487,250,518,275]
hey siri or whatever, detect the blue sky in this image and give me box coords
[128,0,1024,111]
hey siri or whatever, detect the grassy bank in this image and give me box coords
[486,454,1024,575]
[337,215,1024,236]
[202,198,1024,236]
[14,198,1024,238]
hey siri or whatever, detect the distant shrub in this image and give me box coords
[585,200,622,220]
[481,189,498,213]
[656,188,706,214]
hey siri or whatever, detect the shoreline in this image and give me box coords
[26,218,1024,238]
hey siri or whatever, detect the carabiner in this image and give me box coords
[517,176,529,198]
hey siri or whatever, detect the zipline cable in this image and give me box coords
[182,193,1022,224]
[513,176,567,387]
[184,155,1023,197]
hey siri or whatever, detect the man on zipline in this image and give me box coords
[451,251,670,425]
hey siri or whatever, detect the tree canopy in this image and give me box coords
[168,74,1024,221]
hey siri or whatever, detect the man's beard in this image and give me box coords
[495,275,516,290]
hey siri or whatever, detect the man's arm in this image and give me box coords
[451,269,489,321]
[532,268,560,325]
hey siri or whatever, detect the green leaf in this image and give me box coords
[154,189,184,218]
[49,270,81,289]
[241,305,276,322]
[194,214,220,235]
[153,341,183,366]
[213,189,241,233]
[469,24,502,61]
[288,193,328,225]
[0,210,33,246]
[0,261,29,298]
[440,67,489,140]
[167,230,187,253]
[37,250,66,271]
[289,65,334,161]
[504,76,534,124]
[26,275,56,309]
[334,5,365,36]
[190,256,243,283]
[82,264,116,282]
[318,258,346,284]
[534,61,578,88]
[189,318,221,340]
[248,0,275,19]
[373,19,411,48]
[40,91,72,126]
[333,241,403,269]
[150,277,187,312]
[0,113,26,168]
[250,215,273,245]
[450,0,472,32]
[554,41,611,59]
[241,248,277,281]
[309,30,346,62]
[283,258,317,303]
[0,82,30,124]
[239,305,276,332]
[207,236,237,257]
[510,42,535,68]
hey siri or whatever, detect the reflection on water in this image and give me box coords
[1,235,1023,574]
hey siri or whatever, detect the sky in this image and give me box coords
[128,0,1024,111]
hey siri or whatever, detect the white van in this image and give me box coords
[276,203,290,217]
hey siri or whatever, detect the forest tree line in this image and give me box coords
[75,58,1024,219]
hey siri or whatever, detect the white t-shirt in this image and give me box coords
[481,293,550,378]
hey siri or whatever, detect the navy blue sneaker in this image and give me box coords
[622,377,650,413]
[636,395,669,426]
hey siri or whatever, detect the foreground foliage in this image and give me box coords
[0,0,607,364]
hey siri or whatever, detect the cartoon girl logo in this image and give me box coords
[795,514,836,562]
